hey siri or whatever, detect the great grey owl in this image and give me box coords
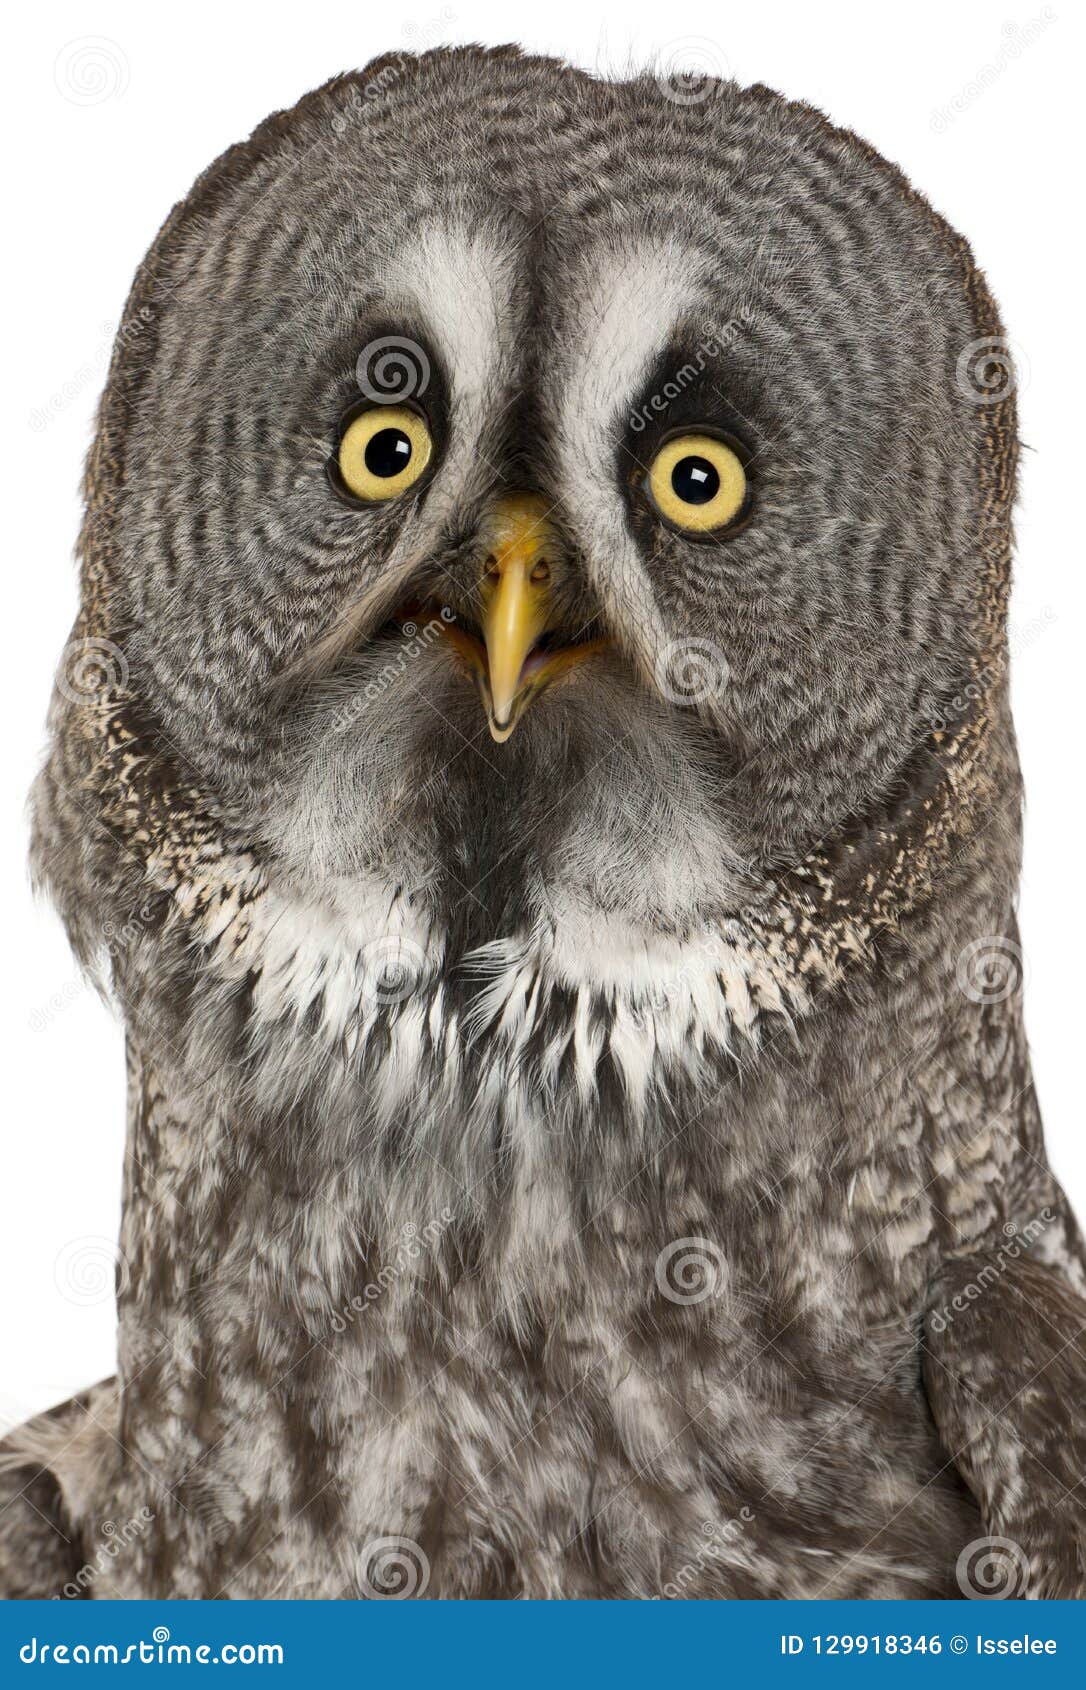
[4,46,1084,1600]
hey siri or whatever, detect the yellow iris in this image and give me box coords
[647,433,748,533]
[337,405,433,502]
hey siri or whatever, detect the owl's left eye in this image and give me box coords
[332,404,433,503]
[645,432,749,534]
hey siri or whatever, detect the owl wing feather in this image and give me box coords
[0,1384,119,1598]
[0,1440,83,1598]
[923,1251,1086,1598]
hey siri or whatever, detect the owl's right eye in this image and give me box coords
[330,404,433,503]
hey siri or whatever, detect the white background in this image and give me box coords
[3,0,1082,1426]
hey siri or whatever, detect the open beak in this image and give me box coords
[480,493,555,741]
[442,491,606,743]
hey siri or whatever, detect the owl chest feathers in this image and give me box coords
[111,837,1003,1595]
[120,991,978,1599]
[155,850,819,1140]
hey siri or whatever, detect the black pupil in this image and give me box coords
[364,427,413,478]
[671,455,720,505]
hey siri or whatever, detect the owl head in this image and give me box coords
[33,48,1017,1128]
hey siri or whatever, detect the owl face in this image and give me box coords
[114,52,990,950]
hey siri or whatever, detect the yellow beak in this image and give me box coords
[478,493,556,743]
[438,490,607,741]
